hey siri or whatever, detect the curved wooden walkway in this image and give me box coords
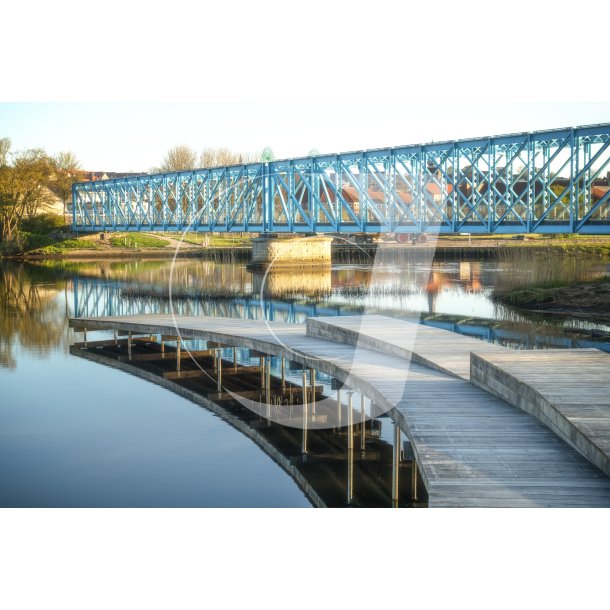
[69,314,610,507]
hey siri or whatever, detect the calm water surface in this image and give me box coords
[1,255,609,507]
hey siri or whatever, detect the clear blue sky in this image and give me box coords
[1,102,609,172]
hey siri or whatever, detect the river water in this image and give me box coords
[1,253,609,507]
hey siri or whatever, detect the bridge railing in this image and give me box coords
[72,123,610,234]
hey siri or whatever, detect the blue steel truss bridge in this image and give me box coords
[72,123,610,235]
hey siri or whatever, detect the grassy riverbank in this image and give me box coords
[493,275,610,322]
[3,222,610,260]
[3,231,253,259]
[488,243,610,323]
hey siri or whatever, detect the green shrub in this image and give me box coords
[20,214,67,235]
[22,232,57,251]
[0,239,22,255]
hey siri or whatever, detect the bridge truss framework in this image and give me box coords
[72,123,610,234]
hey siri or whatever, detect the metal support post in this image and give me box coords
[309,368,316,416]
[347,391,354,448]
[347,390,354,505]
[392,423,400,507]
[412,461,418,502]
[216,349,222,392]
[360,394,366,454]
[176,338,181,373]
[336,388,342,431]
[301,371,308,456]
[265,359,271,424]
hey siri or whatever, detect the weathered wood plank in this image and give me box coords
[471,349,610,476]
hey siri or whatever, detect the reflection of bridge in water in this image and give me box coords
[71,274,610,352]
[69,315,610,507]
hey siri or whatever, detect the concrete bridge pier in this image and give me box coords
[248,234,333,270]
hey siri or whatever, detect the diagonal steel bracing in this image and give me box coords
[72,123,610,235]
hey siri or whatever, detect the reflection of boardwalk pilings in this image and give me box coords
[70,336,425,508]
[73,333,386,431]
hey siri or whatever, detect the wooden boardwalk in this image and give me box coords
[307,314,509,380]
[309,315,610,479]
[69,314,610,507]
[471,350,610,476]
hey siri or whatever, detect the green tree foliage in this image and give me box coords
[20,213,66,234]
[0,142,54,243]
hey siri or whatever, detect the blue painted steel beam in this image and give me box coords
[72,123,610,234]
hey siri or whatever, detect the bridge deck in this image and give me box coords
[69,314,610,507]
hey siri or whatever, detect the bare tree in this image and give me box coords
[51,151,81,220]
[157,145,265,174]
[0,138,10,166]
[0,146,54,242]
[159,145,198,172]
[199,147,260,168]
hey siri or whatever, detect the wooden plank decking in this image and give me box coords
[307,314,508,380]
[69,314,610,507]
[471,350,610,476]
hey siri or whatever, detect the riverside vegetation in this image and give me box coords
[0,138,261,256]
[491,246,610,322]
[0,214,254,258]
